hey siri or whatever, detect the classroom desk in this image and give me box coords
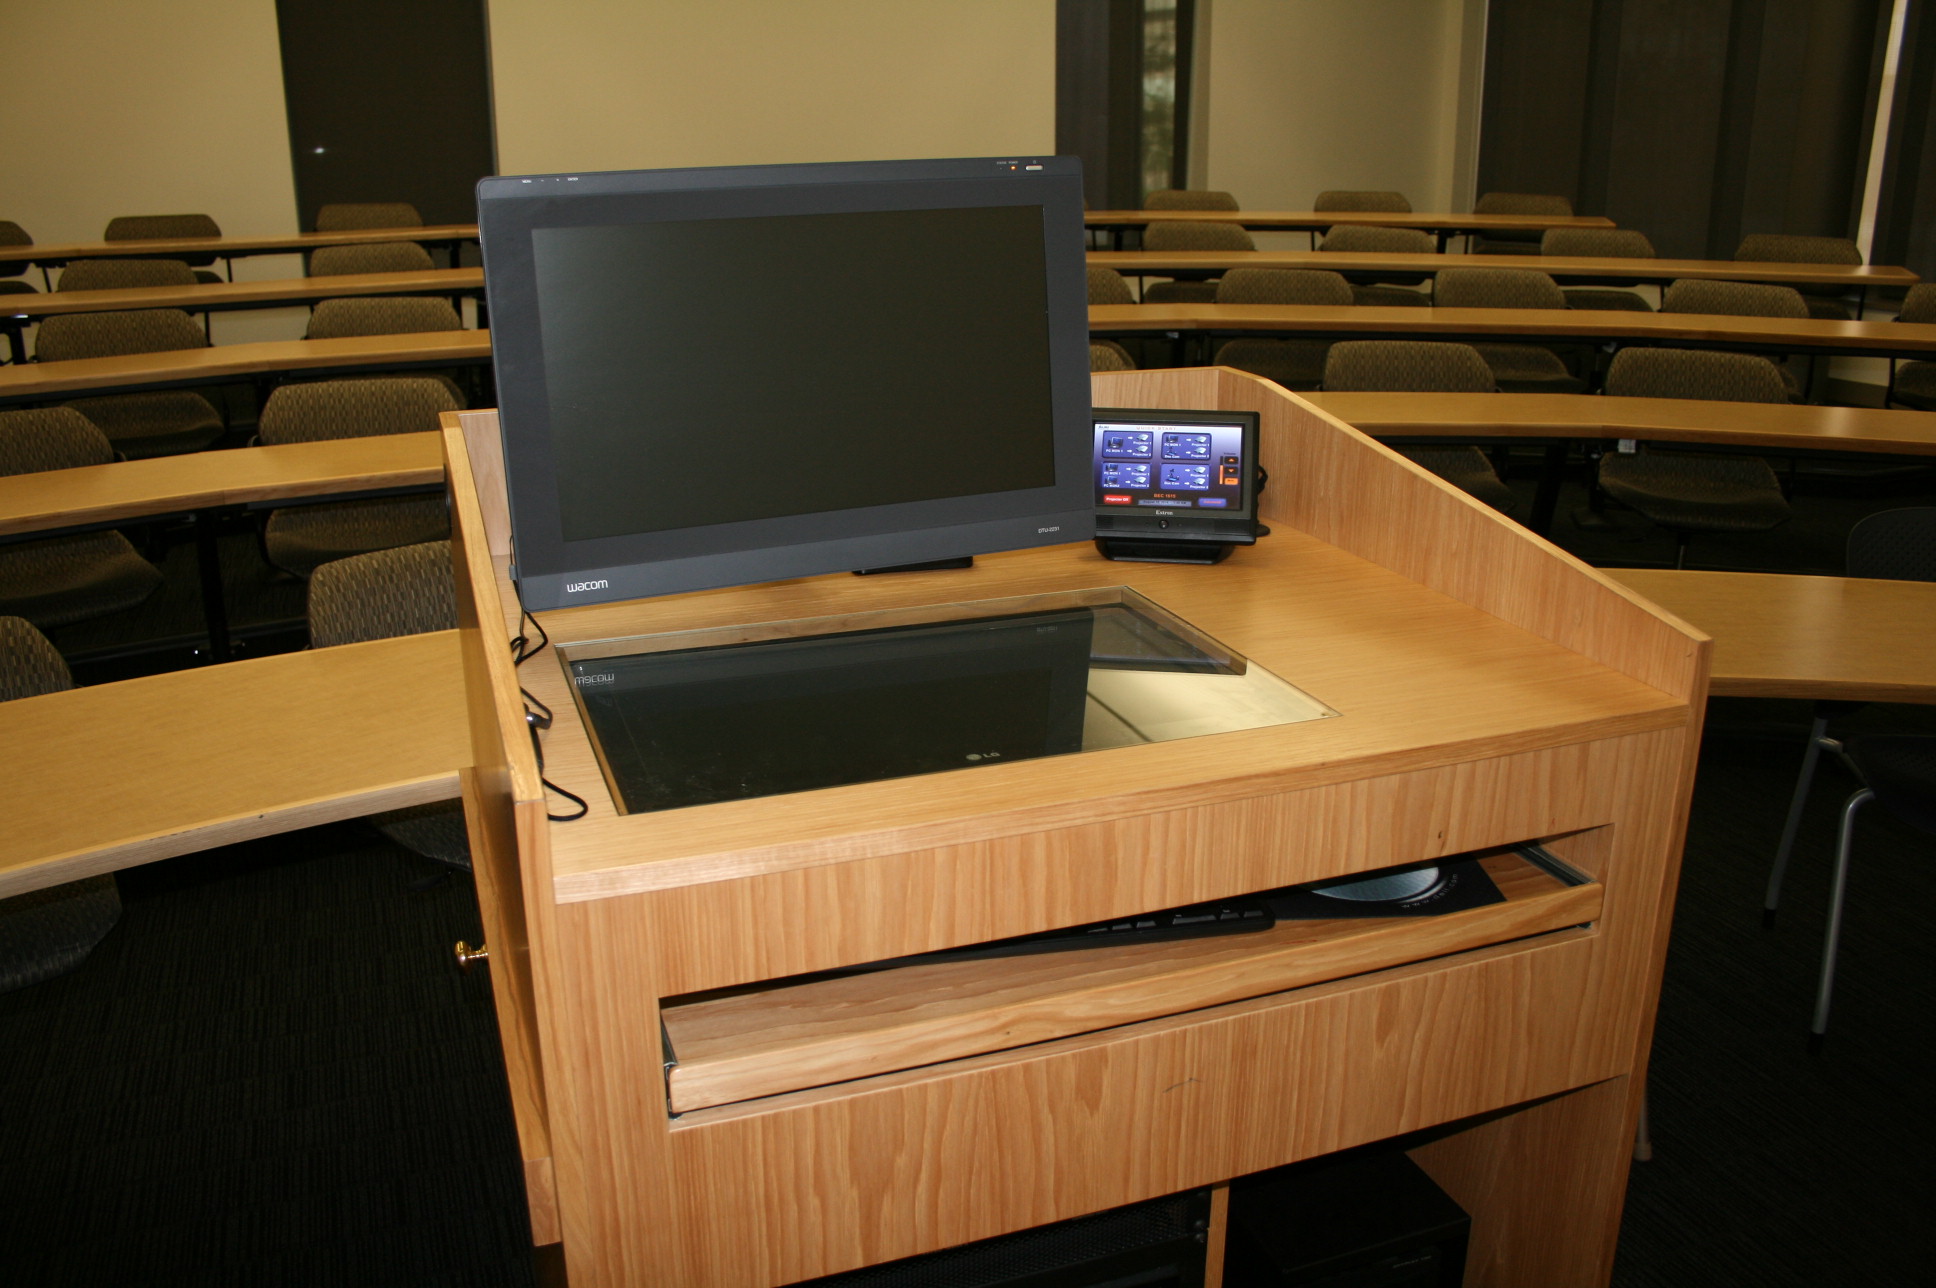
[0,628,470,900]
[1611,569,1936,703]
[0,224,480,274]
[0,432,445,657]
[1083,209,1615,249]
[1092,303,1936,359]
[1307,390,1936,533]
[0,431,444,537]
[0,329,492,405]
[1091,249,1918,296]
[1304,392,1936,456]
[0,267,486,324]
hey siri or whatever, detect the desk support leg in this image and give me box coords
[1527,442,1568,536]
[194,510,233,664]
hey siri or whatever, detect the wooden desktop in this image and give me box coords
[444,366,1707,1287]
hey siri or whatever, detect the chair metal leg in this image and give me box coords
[1813,788,1875,1041]
[1766,714,1833,924]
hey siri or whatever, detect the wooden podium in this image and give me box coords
[443,367,1707,1287]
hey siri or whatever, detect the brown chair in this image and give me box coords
[55,258,199,292]
[32,310,225,458]
[1471,192,1573,255]
[1885,283,1936,410]
[1541,228,1658,312]
[1320,341,1515,512]
[308,242,436,277]
[1211,269,1353,391]
[1139,220,1255,302]
[2,221,40,362]
[1660,278,1810,398]
[103,213,223,282]
[1431,268,1586,393]
[1087,266,1137,305]
[1090,341,1136,372]
[304,296,462,338]
[308,541,469,870]
[1143,190,1239,211]
[1734,234,1863,320]
[256,379,462,577]
[0,409,165,630]
[1594,348,1794,566]
[1314,190,1411,213]
[0,615,122,992]
[314,202,424,231]
[1317,225,1435,304]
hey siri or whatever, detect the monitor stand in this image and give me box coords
[1095,537,1233,565]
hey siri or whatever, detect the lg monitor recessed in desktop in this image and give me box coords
[477,157,1096,611]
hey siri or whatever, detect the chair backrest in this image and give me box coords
[1895,282,1936,323]
[308,540,457,648]
[305,297,463,339]
[1141,220,1256,252]
[1474,192,1573,216]
[1661,278,1809,318]
[1089,340,1135,372]
[1734,234,1862,266]
[1433,267,1566,310]
[308,242,436,276]
[0,220,28,279]
[1602,348,1790,403]
[257,377,463,445]
[1144,189,1239,211]
[56,258,199,291]
[1314,190,1412,213]
[1215,268,1353,306]
[314,202,424,231]
[0,407,115,476]
[1318,225,1435,254]
[1323,340,1495,392]
[0,616,74,703]
[1542,227,1656,258]
[1847,508,1936,581]
[33,308,207,362]
[103,213,221,241]
[1087,265,1136,305]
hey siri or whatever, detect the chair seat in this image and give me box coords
[0,874,121,993]
[1140,279,1222,303]
[1469,342,1587,393]
[0,280,37,296]
[1805,298,1853,321]
[0,531,164,630]
[265,495,452,578]
[1398,446,1516,512]
[1598,451,1793,532]
[1213,338,1330,390]
[62,391,223,458]
[1564,287,1654,312]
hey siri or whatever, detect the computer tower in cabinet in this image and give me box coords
[1223,1151,1468,1287]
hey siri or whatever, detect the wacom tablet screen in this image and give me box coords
[532,205,1055,544]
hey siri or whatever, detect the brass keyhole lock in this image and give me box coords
[454,940,490,971]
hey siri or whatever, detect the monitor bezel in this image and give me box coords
[477,156,1095,612]
[1091,407,1262,545]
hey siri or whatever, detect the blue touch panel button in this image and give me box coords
[1100,430,1155,459]
[1161,464,1211,490]
[1161,432,1213,460]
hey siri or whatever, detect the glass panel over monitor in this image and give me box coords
[478,157,1095,611]
[560,587,1335,814]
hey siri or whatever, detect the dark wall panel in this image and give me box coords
[276,0,496,230]
[1875,0,1936,282]
[1479,0,1886,259]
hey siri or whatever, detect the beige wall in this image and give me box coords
[1201,0,1481,236]
[488,0,1057,176]
[0,0,303,342]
